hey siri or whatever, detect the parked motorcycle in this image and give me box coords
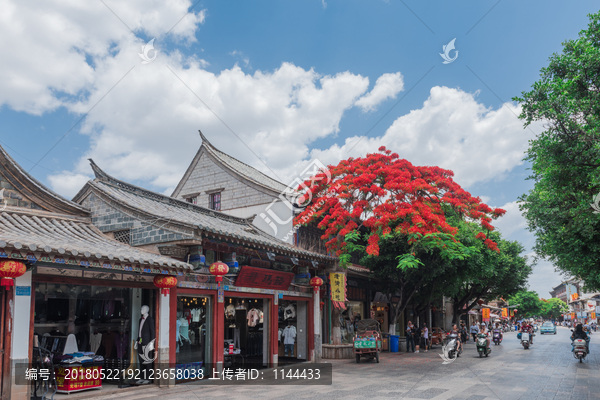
[492,329,502,345]
[446,333,462,359]
[520,332,532,349]
[476,333,491,357]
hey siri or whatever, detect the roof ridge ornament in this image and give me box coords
[88,158,112,181]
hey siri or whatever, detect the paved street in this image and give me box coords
[81,326,600,400]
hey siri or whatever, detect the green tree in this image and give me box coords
[515,11,600,289]
[508,290,542,318]
[540,298,569,319]
[442,224,532,323]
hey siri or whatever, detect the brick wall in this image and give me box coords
[0,173,44,210]
[81,193,192,245]
[176,153,276,210]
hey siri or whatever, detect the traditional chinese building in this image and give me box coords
[73,159,334,380]
[0,144,191,399]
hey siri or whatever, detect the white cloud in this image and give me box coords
[492,201,528,238]
[312,86,543,188]
[0,0,205,114]
[230,50,250,67]
[355,72,404,112]
[48,173,91,199]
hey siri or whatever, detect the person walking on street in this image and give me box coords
[470,321,480,342]
[421,322,429,352]
[406,321,415,353]
[414,323,422,353]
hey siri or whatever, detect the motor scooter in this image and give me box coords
[570,329,589,363]
[446,333,462,359]
[476,333,491,357]
[492,329,502,345]
[520,332,532,349]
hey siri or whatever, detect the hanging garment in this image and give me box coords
[225,305,236,318]
[233,328,240,349]
[282,325,296,345]
[115,332,129,359]
[284,304,296,320]
[247,309,260,327]
[90,333,102,354]
[191,308,202,322]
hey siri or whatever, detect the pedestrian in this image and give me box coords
[470,321,479,341]
[406,321,415,353]
[414,323,422,353]
[459,323,467,343]
[421,322,429,352]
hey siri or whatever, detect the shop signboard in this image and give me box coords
[591,312,597,319]
[330,273,345,302]
[482,308,490,321]
[501,308,508,318]
[235,266,294,290]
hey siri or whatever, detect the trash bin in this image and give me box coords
[390,335,399,352]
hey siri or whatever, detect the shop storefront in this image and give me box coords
[32,270,161,392]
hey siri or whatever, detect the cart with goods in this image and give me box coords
[353,319,382,363]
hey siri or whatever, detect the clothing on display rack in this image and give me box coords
[247,308,260,327]
[284,304,296,320]
[115,331,129,359]
[247,332,263,356]
[225,304,236,318]
[282,325,296,356]
[90,332,102,353]
[191,308,203,322]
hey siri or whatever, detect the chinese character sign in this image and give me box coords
[501,308,508,318]
[591,312,597,319]
[482,308,490,321]
[330,273,345,302]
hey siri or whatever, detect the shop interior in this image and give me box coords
[33,282,156,390]
[277,300,308,364]
[340,301,364,344]
[175,295,211,380]
[223,297,269,369]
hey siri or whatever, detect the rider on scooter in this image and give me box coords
[571,323,590,354]
[494,322,503,341]
[480,323,491,348]
[519,320,534,344]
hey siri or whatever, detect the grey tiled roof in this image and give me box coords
[199,131,293,195]
[87,178,332,261]
[0,210,192,270]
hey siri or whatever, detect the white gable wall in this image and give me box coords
[175,152,294,244]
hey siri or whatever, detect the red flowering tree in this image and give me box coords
[295,147,505,261]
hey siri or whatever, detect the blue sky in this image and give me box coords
[1,0,599,296]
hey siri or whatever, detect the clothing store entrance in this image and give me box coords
[278,299,308,364]
[224,296,269,369]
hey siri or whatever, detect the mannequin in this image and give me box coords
[135,305,155,384]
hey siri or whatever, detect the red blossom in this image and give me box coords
[294,146,502,256]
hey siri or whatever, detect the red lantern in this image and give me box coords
[154,275,177,296]
[309,276,323,292]
[0,260,26,289]
[477,299,484,306]
[431,306,437,313]
[209,262,229,286]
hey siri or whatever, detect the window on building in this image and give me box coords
[113,229,131,245]
[186,196,198,205]
[209,192,221,211]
